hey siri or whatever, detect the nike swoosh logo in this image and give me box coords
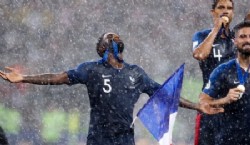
[102,74,112,78]
[234,80,240,84]
[212,44,220,48]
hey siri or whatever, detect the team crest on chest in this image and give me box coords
[129,76,135,84]
[128,76,136,89]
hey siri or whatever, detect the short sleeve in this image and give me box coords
[203,66,226,99]
[192,30,210,52]
[66,63,90,85]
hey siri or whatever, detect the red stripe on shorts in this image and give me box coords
[194,113,202,145]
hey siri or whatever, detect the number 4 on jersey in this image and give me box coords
[213,48,222,61]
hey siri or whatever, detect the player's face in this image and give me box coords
[211,0,234,22]
[234,27,250,55]
[103,32,124,53]
[97,33,122,57]
[102,33,124,60]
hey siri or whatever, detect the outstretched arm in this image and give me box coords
[179,97,224,115]
[0,67,69,85]
[179,97,200,110]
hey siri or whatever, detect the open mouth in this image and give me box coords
[243,44,250,48]
[242,42,250,47]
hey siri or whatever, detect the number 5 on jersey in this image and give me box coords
[103,79,112,93]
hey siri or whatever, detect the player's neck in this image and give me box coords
[238,55,250,71]
[108,55,124,69]
[109,61,124,69]
[221,26,230,38]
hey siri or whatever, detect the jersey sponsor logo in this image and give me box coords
[102,74,112,78]
[205,80,211,89]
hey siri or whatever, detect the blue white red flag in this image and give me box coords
[137,64,184,145]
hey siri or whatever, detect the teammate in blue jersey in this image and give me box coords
[199,21,250,145]
[192,0,236,145]
[0,32,221,145]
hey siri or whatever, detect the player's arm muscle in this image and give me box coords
[199,92,232,107]
[193,29,219,60]
[22,72,70,85]
[179,97,200,110]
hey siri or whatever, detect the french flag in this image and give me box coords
[137,64,184,145]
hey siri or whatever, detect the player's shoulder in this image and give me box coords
[214,59,236,73]
[193,28,211,38]
[125,63,141,69]
[124,62,145,73]
[76,61,101,69]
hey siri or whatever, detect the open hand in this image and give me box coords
[198,102,224,115]
[0,67,23,83]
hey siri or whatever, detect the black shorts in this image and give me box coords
[217,121,250,145]
[195,113,220,145]
[0,126,8,145]
[87,129,135,145]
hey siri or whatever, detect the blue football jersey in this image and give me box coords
[192,29,236,89]
[67,61,160,137]
[203,59,250,145]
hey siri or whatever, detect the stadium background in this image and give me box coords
[0,0,249,144]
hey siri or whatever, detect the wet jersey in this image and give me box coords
[192,28,236,145]
[67,61,160,139]
[192,29,236,89]
[203,59,250,145]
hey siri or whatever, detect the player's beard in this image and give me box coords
[237,42,250,56]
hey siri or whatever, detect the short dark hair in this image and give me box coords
[212,0,234,9]
[233,21,250,36]
[244,14,250,21]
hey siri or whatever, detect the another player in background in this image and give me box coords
[199,20,250,145]
[192,0,236,145]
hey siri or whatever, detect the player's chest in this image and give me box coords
[210,39,235,61]
[227,71,250,97]
[225,72,250,111]
[89,69,138,93]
